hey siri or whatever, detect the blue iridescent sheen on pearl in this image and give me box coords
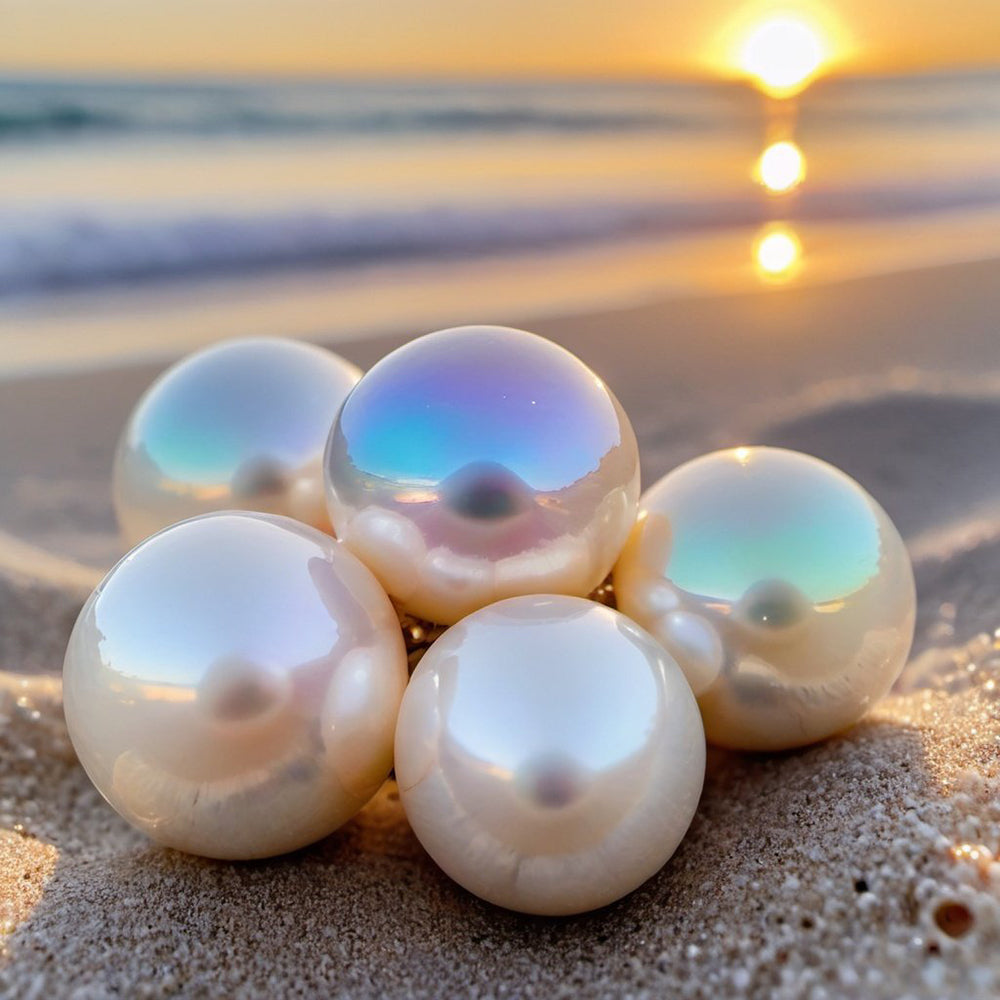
[394,595,705,915]
[114,337,361,546]
[62,511,408,859]
[614,447,916,750]
[325,325,640,624]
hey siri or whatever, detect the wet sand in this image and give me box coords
[2,255,1000,997]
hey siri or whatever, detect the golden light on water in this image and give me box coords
[739,15,826,95]
[754,224,802,279]
[757,140,806,192]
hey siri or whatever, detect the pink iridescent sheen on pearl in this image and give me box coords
[325,326,640,625]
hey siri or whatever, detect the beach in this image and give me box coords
[1,245,1000,995]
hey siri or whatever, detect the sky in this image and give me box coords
[2,0,999,79]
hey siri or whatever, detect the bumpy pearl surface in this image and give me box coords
[63,511,407,859]
[614,447,916,751]
[114,337,361,547]
[394,595,705,915]
[325,326,639,625]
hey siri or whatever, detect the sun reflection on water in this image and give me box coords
[754,224,802,280]
[757,140,806,192]
[730,10,830,284]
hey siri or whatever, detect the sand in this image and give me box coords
[2,256,1000,997]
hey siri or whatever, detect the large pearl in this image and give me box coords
[63,511,407,859]
[394,595,705,915]
[114,337,361,547]
[325,326,639,625]
[614,447,916,751]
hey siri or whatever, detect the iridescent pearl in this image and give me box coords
[62,511,407,859]
[114,337,361,547]
[394,595,705,915]
[614,447,916,750]
[325,326,639,625]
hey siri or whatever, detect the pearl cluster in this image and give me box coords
[63,327,915,916]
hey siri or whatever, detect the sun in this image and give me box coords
[740,16,825,95]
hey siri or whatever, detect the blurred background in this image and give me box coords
[1,1,999,571]
[1,1,998,373]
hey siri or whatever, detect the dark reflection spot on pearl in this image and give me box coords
[747,598,796,628]
[519,753,583,808]
[441,461,532,521]
[231,456,289,498]
[199,658,284,723]
[738,579,810,631]
[212,681,272,720]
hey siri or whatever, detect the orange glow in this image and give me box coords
[950,843,994,878]
[4,1,1000,77]
[756,140,807,192]
[740,16,826,95]
[754,224,802,280]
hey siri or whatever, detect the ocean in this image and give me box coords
[1,71,999,373]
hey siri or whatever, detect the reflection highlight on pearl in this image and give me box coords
[614,447,916,750]
[114,337,361,547]
[63,511,407,859]
[325,326,640,624]
[394,595,705,915]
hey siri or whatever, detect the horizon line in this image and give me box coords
[1,60,999,89]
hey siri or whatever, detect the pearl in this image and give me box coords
[614,447,916,750]
[325,326,639,624]
[62,511,407,859]
[394,595,705,915]
[114,337,361,547]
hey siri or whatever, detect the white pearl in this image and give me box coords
[114,337,361,547]
[615,446,916,750]
[325,326,639,624]
[62,511,407,859]
[394,595,705,915]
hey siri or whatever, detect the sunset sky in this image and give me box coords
[2,0,999,79]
